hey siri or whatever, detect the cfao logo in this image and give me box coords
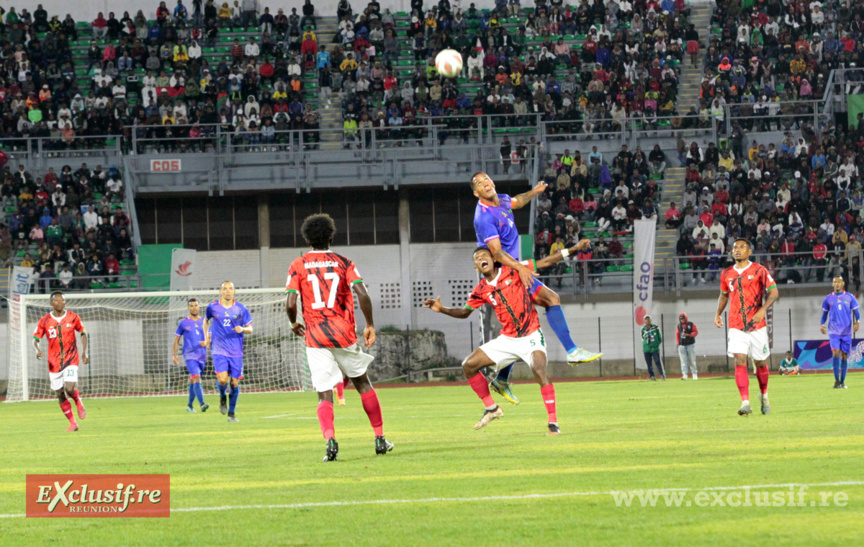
[175,261,193,277]
[634,305,648,326]
[26,474,170,518]
[150,159,182,172]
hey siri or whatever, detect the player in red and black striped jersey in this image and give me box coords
[424,240,591,435]
[32,292,89,431]
[287,213,393,461]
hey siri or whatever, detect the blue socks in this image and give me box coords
[229,385,239,414]
[187,384,195,406]
[546,305,578,353]
[832,357,841,382]
[195,383,205,405]
[218,382,228,398]
[841,360,848,384]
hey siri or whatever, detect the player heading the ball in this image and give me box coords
[205,281,252,422]
[33,291,88,432]
[286,213,393,462]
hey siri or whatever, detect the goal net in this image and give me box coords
[6,289,310,402]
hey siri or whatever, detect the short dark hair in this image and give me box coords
[473,246,493,257]
[470,172,485,189]
[301,213,336,249]
[50,291,64,300]
[734,237,752,249]
[187,298,198,304]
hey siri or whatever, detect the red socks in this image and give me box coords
[756,365,769,395]
[59,400,76,425]
[317,400,335,440]
[541,384,557,423]
[335,381,344,400]
[360,390,384,436]
[735,365,750,401]
[468,373,496,408]
[70,389,81,403]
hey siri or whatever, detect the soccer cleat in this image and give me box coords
[681,376,688,380]
[200,403,210,412]
[738,403,753,416]
[761,396,771,415]
[692,375,698,380]
[66,422,79,432]
[547,422,561,436]
[649,376,656,381]
[474,406,504,430]
[833,380,841,389]
[220,396,228,415]
[490,378,520,405]
[323,438,339,462]
[187,405,196,413]
[841,383,848,389]
[227,413,239,422]
[662,375,667,381]
[338,398,346,406]
[375,436,394,455]
[567,348,603,365]
[75,400,86,419]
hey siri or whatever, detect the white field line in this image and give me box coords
[2,481,862,519]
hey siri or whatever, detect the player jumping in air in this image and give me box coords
[424,239,592,435]
[715,239,779,416]
[286,213,393,462]
[33,291,88,432]
[820,276,860,389]
[173,298,210,413]
[471,173,602,404]
[205,281,252,422]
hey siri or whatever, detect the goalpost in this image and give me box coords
[6,288,311,402]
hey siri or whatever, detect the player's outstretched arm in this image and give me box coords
[422,296,473,319]
[286,293,305,338]
[353,283,376,349]
[510,181,547,209]
[534,238,591,270]
[715,292,729,328]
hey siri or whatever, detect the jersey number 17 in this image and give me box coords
[308,273,340,309]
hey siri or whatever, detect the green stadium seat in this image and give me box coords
[680,263,691,270]
[605,265,619,272]
[620,265,634,272]
[107,282,122,289]
[90,282,105,289]
[120,259,135,266]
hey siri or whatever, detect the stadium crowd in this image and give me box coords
[0,159,134,290]
[672,0,864,290]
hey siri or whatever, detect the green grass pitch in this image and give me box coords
[2,375,863,545]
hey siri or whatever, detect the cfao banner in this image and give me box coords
[170,248,197,291]
[632,219,657,369]
[9,266,35,299]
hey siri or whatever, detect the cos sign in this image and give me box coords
[150,159,182,172]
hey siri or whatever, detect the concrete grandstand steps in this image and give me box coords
[654,167,686,271]
[677,3,713,112]
[319,94,345,149]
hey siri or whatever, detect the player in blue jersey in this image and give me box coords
[471,172,602,403]
[205,281,253,422]
[173,298,210,413]
[820,276,860,389]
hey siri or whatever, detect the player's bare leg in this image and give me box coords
[349,374,392,455]
[463,349,505,429]
[216,371,230,415]
[66,380,86,419]
[528,350,561,435]
[754,359,770,414]
[734,354,753,416]
[227,377,241,422]
[57,386,78,432]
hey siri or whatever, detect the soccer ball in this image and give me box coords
[435,49,463,78]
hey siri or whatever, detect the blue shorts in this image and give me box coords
[185,359,206,378]
[829,334,852,354]
[213,355,244,379]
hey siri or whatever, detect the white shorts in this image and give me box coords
[477,329,547,370]
[727,328,771,361]
[49,366,79,391]
[306,344,375,392]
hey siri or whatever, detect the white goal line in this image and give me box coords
[1,480,861,519]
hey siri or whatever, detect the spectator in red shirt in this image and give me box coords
[665,201,682,228]
[105,253,120,278]
[92,11,108,39]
